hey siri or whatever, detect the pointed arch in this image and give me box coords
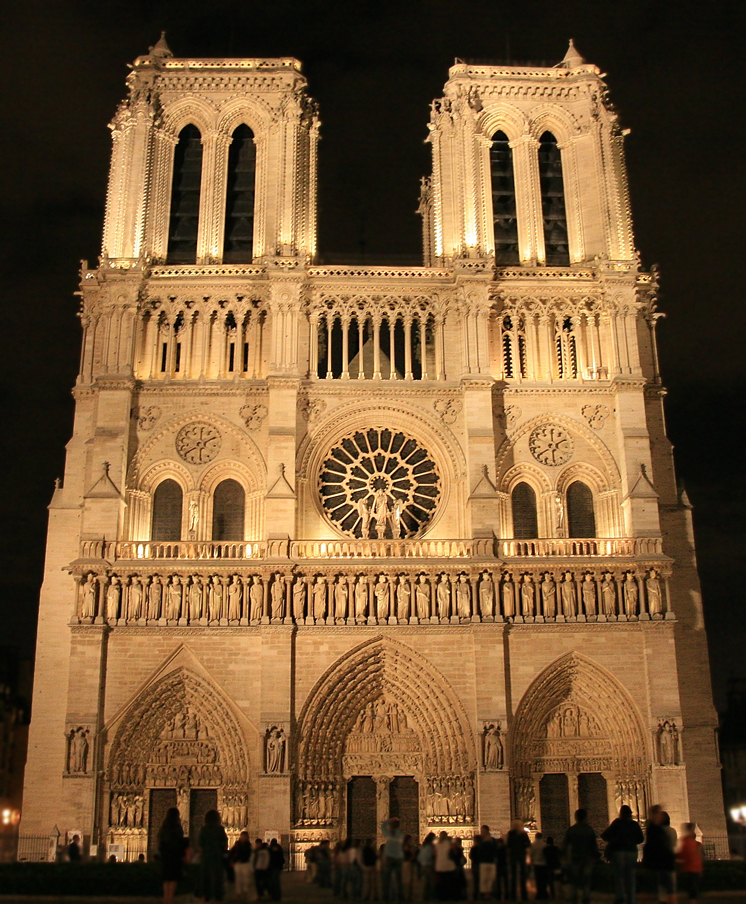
[107,665,251,789]
[296,636,476,780]
[511,652,648,778]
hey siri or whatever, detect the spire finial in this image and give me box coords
[559,38,585,69]
[149,31,173,60]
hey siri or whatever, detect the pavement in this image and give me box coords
[1,874,746,903]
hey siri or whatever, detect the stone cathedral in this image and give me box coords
[20,36,726,861]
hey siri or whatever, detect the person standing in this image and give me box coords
[381,817,405,901]
[157,808,185,904]
[601,805,644,904]
[531,832,549,900]
[642,806,676,904]
[506,820,530,901]
[496,834,509,901]
[67,833,82,862]
[268,838,285,901]
[361,837,379,901]
[417,833,436,902]
[435,831,456,900]
[451,837,467,900]
[676,824,703,902]
[198,810,228,903]
[476,826,499,900]
[253,841,270,898]
[543,837,561,899]
[402,835,416,901]
[562,809,598,904]
[230,831,255,903]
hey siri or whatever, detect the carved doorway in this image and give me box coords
[539,774,569,840]
[578,773,608,833]
[148,789,177,860]
[190,788,218,846]
[348,777,377,839]
[390,776,419,838]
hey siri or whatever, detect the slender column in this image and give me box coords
[199,311,210,379]
[540,314,554,382]
[567,774,580,820]
[404,316,413,380]
[434,315,445,380]
[357,317,365,379]
[419,317,429,380]
[309,313,319,380]
[325,316,333,380]
[389,317,398,380]
[217,317,227,380]
[150,318,163,379]
[165,318,177,377]
[606,312,621,374]
[373,316,382,380]
[341,315,350,380]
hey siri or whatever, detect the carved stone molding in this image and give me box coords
[175,422,222,464]
[529,424,574,467]
[581,404,611,430]
[239,403,268,431]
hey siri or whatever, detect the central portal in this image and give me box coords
[390,776,419,838]
[347,775,419,840]
[347,777,377,839]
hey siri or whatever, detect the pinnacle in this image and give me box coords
[560,38,586,69]
[149,31,173,59]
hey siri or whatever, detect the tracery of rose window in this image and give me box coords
[318,429,440,539]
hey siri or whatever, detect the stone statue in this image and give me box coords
[484,722,503,770]
[271,573,285,619]
[456,574,471,618]
[437,575,450,619]
[128,577,143,621]
[396,576,411,620]
[334,577,348,619]
[554,492,564,533]
[81,575,97,619]
[312,577,327,620]
[68,727,89,773]
[188,576,202,621]
[416,575,430,619]
[541,573,556,618]
[647,569,662,615]
[356,495,372,538]
[561,572,576,617]
[601,573,616,615]
[354,576,368,619]
[479,573,494,618]
[623,573,638,617]
[266,727,286,773]
[189,499,199,535]
[390,499,404,538]
[249,576,264,620]
[658,719,678,765]
[374,575,389,620]
[521,574,534,617]
[209,576,223,621]
[502,573,515,617]
[581,573,596,616]
[372,488,390,539]
[147,575,162,620]
[106,577,121,621]
[228,576,242,621]
[293,577,306,621]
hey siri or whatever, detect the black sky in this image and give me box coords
[1,0,744,708]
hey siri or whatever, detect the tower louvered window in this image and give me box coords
[167,125,203,263]
[538,132,570,266]
[512,482,539,538]
[490,131,519,264]
[223,125,257,263]
[567,481,596,538]
[151,479,183,541]
[212,479,246,541]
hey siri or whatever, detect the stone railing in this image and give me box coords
[79,540,269,562]
[499,537,663,558]
[289,538,495,560]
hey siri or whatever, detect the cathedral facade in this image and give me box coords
[19,36,726,861]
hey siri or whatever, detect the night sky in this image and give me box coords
[1,0,744,708]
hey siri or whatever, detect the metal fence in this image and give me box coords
[16,835,52,862]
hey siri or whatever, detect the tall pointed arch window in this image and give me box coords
[511,482,539,539]
[490,131,519,264]
[223,125,257,263]
[167,125,203,263]
[538,132,570,266]
[567,481,596,538]
[212,478,245,541]
[151,479,183,541]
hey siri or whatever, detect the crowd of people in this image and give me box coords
[152,806,705,904]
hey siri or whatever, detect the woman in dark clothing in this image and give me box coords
[157,807,185,904]
[198,809,229,903]
[642,806,676,904]
[601,805,644,904]
[268,838,285,901]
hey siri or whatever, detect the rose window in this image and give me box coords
[319,429,441,539]
[175,422,222,464]
[529,424,573,466]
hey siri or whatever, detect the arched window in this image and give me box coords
[223,125,257,263]
[538,132,570,266]
[511,482,539,538]
[212,479,245,541]
[151,479,183,541]
[167,125,203,263]
[567,481,596,538]
[490,131,519,264]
